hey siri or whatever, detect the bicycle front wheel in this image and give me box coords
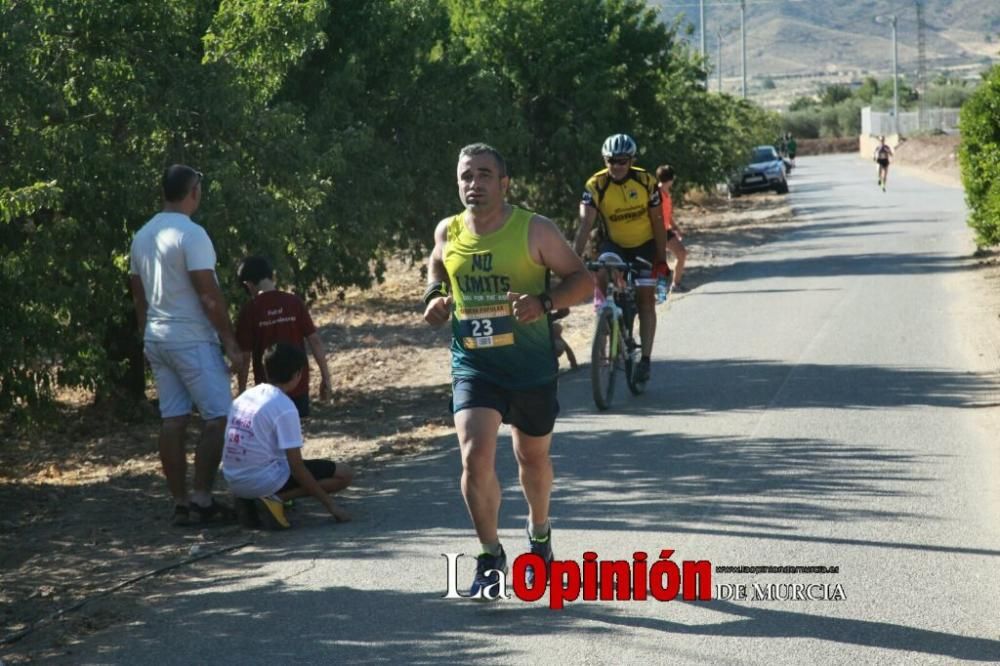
[591,311,618,410]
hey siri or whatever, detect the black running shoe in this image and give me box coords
[634,358,651,383]
[525,528,553,587]
[469,547,508,600]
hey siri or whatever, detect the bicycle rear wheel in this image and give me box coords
[590,311,617,410]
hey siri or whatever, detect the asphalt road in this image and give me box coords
[55,154,1000,664]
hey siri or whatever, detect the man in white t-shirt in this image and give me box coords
[223,342,352,527]
[129,164,243,526]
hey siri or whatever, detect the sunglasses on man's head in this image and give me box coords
[606,157,631,166]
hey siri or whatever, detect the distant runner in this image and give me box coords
[873,136,894,192]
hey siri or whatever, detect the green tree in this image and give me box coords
[958,65,1000,247]
[788,96,816,111]
[820,84,852,106]
[0,0,784,413]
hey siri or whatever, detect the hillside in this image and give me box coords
[655,0,1000,105]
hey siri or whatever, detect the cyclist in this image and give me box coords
[573,133,668,383]
[423,143,592,599]
[873,136,893,192]
[655,164,688,293]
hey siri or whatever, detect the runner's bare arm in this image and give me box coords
[423,218,453,328]
[573,203,597,256]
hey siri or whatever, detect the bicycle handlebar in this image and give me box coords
[585,252,653,274]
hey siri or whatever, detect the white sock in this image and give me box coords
[530,520,551,540]
[479,542,502,557]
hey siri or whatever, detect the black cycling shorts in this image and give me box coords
[598,238,657,268]
[451,376,559,437]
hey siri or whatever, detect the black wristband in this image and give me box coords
[422,281,449,305]
[538,291,553,312]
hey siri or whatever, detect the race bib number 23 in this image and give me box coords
[457,303,515,349]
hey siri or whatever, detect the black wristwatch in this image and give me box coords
[538,291,553,312]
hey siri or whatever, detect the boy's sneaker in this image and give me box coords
[189,498,237,525]
[670,283,689,294]
[258,495,291,530]
[525,529,553,587]
[235,497,262,529]
[469,547,508,600]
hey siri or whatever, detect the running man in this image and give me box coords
[573,134,669,383]
[874,136,894,192]
[423,143,592,598]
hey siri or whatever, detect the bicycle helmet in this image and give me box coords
[601,133,637,158]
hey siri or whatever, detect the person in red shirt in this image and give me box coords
[656,164,688,293]
[236,256,332,418]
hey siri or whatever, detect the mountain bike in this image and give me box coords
[586,252,653,410]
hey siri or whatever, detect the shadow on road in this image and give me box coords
[559,357,999,415]
[570,600,1000,662]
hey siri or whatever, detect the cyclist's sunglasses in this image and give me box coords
[606,156,631,166]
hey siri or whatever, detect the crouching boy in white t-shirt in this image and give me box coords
[223,342,352,527]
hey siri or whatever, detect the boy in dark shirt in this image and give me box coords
[236,256,332,418]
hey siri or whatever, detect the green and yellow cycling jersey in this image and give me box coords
[444,206,556,389]
[582,166,661,248]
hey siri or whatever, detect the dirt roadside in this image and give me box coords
[2,144,996,662]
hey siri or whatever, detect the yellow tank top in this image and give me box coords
[443,206,556,388]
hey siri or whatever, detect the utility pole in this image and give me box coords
[740,0,747,98]
[700,0,707,62]
[717,29,724,93]
[875,14,899,135]
[916,0,927,131]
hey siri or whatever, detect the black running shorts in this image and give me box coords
[451,376,559,437]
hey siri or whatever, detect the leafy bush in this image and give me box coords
[958,65,1000,247]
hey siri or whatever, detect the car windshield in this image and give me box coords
[751,147,778,163]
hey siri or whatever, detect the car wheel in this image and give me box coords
[775,180,789,195]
